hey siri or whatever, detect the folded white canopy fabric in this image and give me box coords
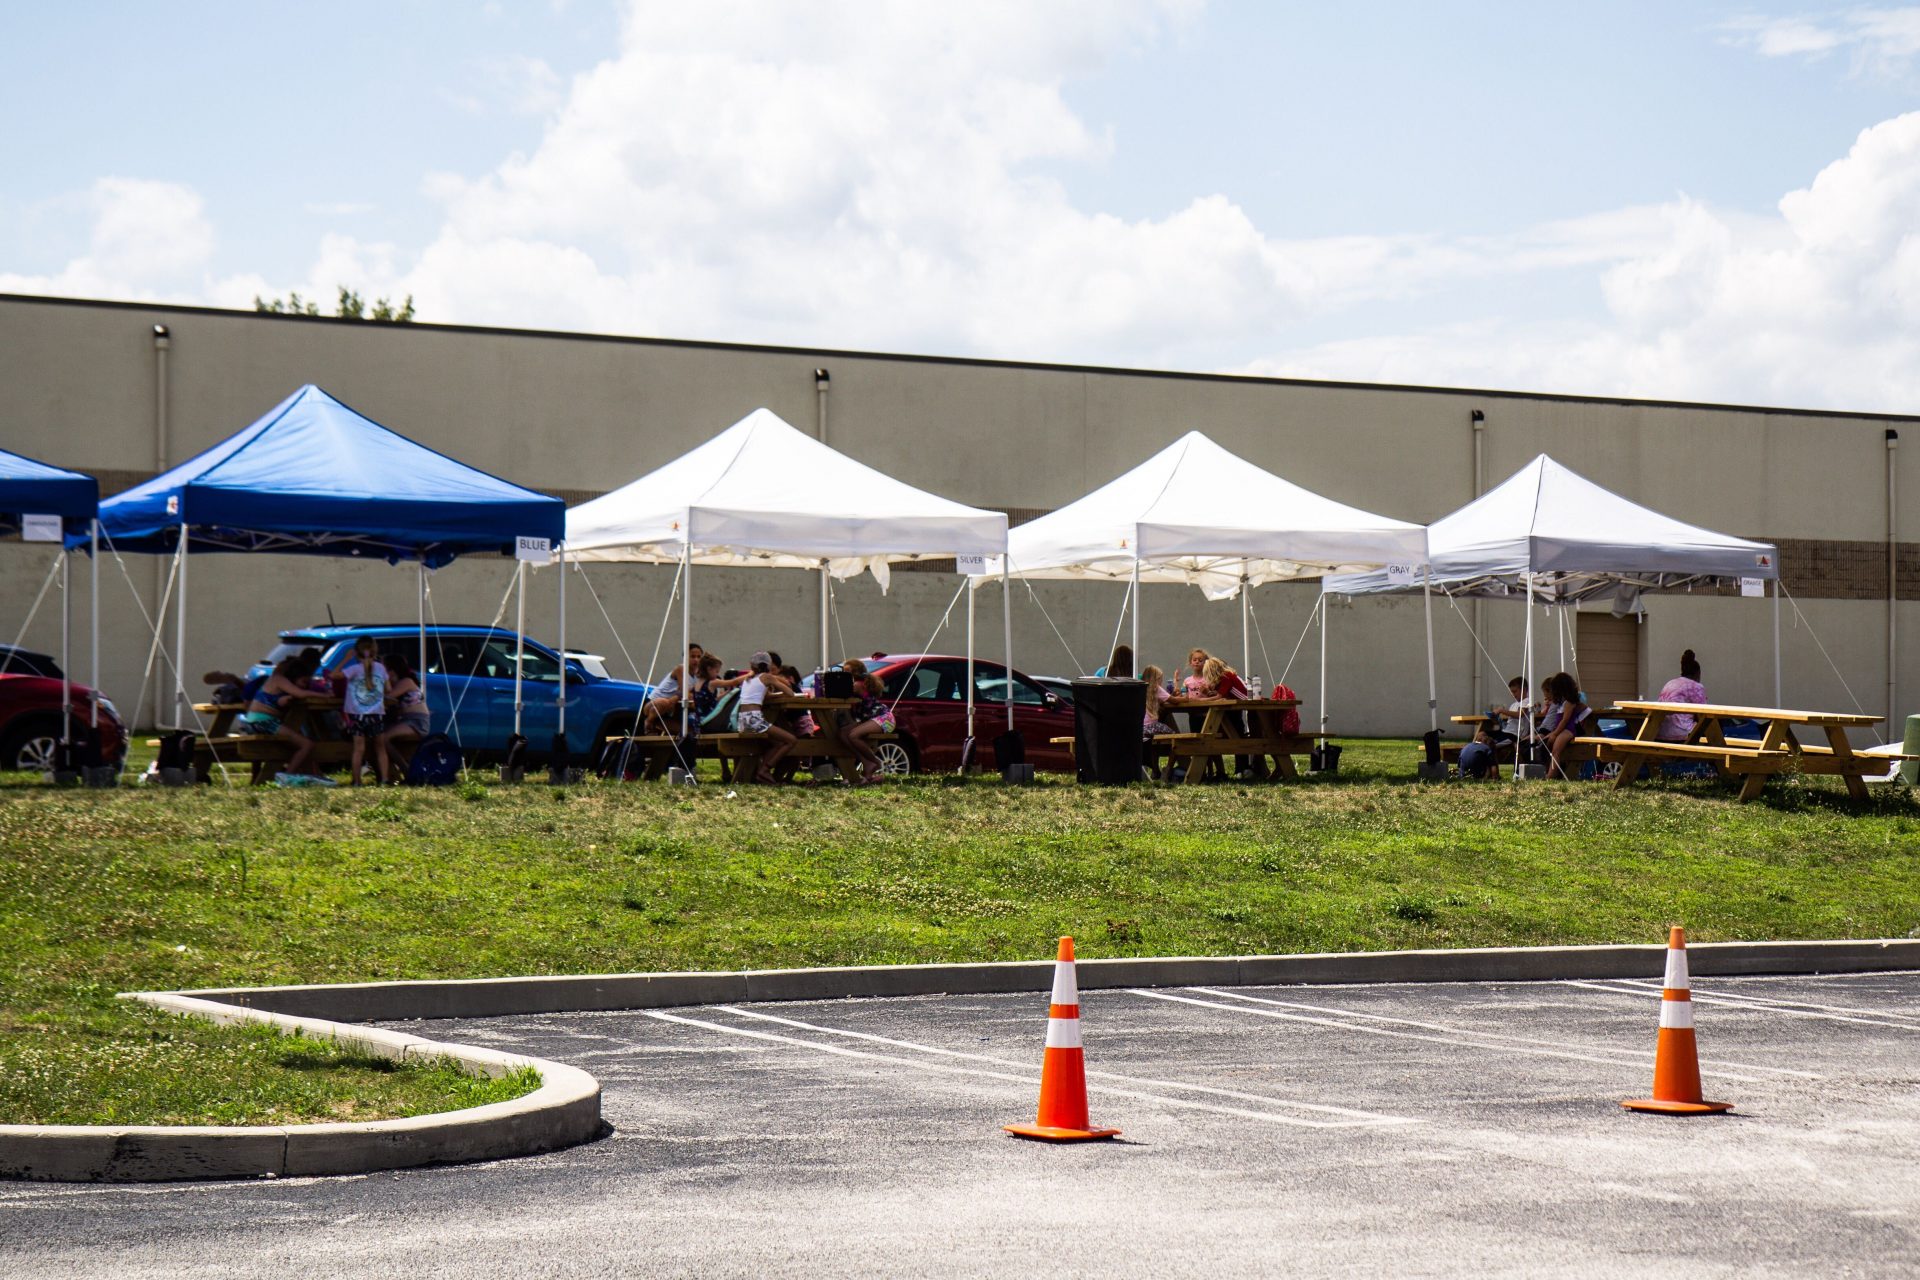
[1326,454,1777,602]
[989,431,1427,600]
[562,408,1008,588]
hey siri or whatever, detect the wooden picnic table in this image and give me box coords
[1580,701,1887,802]
[1159,696,1316,784]
[607,695,878,782]
[183,696,413,783]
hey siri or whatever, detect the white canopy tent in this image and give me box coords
[563,407,1011,742]
[988,430,1432,733]
[1327,454,1783,743]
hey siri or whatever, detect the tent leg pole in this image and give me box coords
[965,581,976,761]
[1773,578,1783,707]
[820,563,831,672]
[680,541,692,741]
[1422,569,1438,734]
[174,517,188,731]
[1318,589,1328,737]
[1130,555,1141,667]
[1241,573,1251,676]
[513,560,526,740]
[557,545,568,744]
[1522,572,1535,782]
[60,547,71,749]
[1002,567,1014,732]
[417,560,428,712]
[89,520,99,732]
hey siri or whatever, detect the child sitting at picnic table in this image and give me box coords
[237,650,321,776]
[340,636,389,786]
[1536,671,1591,780]
[1656,649,1707,742]
[377,654,428,783]
[1182,648,1211,698]
[643,641,704,733]
[717,651,795,784]
[688,653,724,732]
[1141,664,1176,738]
[1491,675,1535,743]
[1201,655,1256,779]
[842,658,894,784]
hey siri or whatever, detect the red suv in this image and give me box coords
[864,654,1077,774]
[0,675,127,773]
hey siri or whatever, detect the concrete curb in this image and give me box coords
[0,994,602,1184]
[179,938,1920,1023]
[6,937,1911,1183]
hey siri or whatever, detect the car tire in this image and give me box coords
[1,717,61,773]
[874,737,917,777]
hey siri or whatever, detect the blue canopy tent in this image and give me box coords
[1,447,98,538]
[95,385,566,736]
[2,447,102,766]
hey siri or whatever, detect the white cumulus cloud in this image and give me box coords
[1724,8,1920,77]
[1256,112,1920,412]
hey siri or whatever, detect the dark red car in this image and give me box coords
[864,654,1078,774]
[0,675,127,773]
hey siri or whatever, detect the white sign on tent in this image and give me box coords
[20,514,62,543]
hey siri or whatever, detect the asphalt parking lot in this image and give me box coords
[4,971,1917,1278]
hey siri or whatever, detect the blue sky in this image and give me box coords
[4,2,1919,410]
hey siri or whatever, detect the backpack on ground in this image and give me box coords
[405,733,462,786]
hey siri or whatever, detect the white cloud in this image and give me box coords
[1255,112,1920,412]
[0,178,215,300]
[1724,8,1920,77]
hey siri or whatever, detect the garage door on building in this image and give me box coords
[1576,612,1640,710]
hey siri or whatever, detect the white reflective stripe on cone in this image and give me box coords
[1658,1000,1695,1030]
[1664,947,1690,992]
[1051,961,1079,1007]
[1044,1017,1083,1050]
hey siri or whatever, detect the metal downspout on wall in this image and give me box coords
[1470,408,1485,713]
[815,368,831,672]
[152,323,171,727]
[1890,429,1900,734]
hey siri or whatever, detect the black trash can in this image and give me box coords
[1071,678,1146,784]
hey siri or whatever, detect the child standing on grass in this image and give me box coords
[340,637,388,786]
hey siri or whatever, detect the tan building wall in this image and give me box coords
[2,293,1915,739]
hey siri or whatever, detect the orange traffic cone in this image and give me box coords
[1622,926,1733,1115]
[1005,937,1121,1142]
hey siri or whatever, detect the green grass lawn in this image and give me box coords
[4,739,1917,1125]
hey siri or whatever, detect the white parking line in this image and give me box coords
[1185,986,1823,1080]
[712,1004,1411,1125]
[1568,979,1920,1033]
[1136,989,1814,1084]
[644,1010,1413,1129]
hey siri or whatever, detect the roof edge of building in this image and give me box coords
[6,290,1918,425]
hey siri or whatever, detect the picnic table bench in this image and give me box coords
[1578,701,1890,802]
[1050,728,1329,782]
[164,699,415,783]
[1160,697,1320,783]
[1440,708,1642,776]
[602,695,891,782]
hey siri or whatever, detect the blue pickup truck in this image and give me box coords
[247,624,654,763]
